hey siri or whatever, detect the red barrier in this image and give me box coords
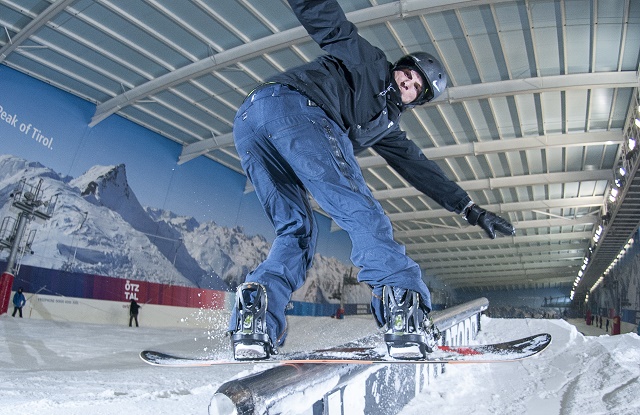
[612,315,621,335]
[0,272,15,314]
[96,275,228,309]
[0,264,228,311]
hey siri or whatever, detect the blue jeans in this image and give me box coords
[230,84,431,345]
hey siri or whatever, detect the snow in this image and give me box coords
[1,313,639,415]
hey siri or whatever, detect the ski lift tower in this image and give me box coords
[0,178,57,314]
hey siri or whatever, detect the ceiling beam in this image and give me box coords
[429,259,579,275]
[405,231,592,251]
[357,130,622,169]
[178,132,233,164]
[0,0,76,63]
[411,242,585,260]
[424,253,584,269]
[448,275,575,289]
[440,268,576,281]
[373,169,611,201]
[395,215,598,238]
[387,195,604,222]
[429,72,638,105]
[436,274,577,289]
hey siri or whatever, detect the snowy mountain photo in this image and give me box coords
[0,154,371,303]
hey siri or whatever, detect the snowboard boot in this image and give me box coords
[382,286,439,359]
[229,282,276,360]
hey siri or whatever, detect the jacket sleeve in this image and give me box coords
[286,0,384,64]
[372,130,472,213]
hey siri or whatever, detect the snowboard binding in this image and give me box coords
[382,286,439,360]
[230,282,276,360]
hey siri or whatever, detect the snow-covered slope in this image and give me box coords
[400,318,640,415]
[0,313,638,415]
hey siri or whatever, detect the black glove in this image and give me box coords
[464,204,515,239]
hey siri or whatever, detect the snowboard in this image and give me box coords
[140,333,551,367]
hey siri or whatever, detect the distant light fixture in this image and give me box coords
[636,118,640,128]
[629,137,637,151]
[619,167,626,176]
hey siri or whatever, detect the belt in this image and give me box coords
[246,82,318,107]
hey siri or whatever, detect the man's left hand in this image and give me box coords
[464,204,515,239]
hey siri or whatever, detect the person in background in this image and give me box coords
[12,288,26,318]
[129,299,140,327]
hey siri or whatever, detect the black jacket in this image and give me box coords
[269,0,470,213]
[130,301,140,316]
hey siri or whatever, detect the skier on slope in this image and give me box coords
[12,287,26,318]
[228,0,515,360]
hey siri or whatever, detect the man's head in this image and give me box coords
[392,52,447,106]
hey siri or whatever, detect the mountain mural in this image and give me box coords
[0,155,372,304]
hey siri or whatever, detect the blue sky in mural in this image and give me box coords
[0,66,353,263]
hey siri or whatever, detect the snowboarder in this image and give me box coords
[228,0,515,360]
[11,288,26,318]
[129,299,140,327]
